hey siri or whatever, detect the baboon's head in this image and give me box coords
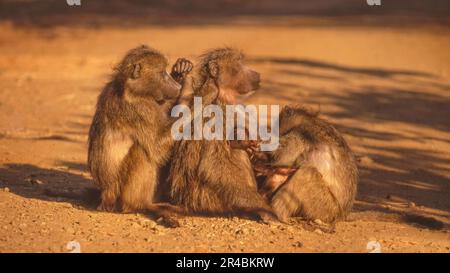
[199,47,260,103]
[116,45,181,103]
[279,105,319,132]
[280,105,316,119]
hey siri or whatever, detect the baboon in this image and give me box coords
[87,45,193,224]
[168,47,278,222]
[252,105,358,223]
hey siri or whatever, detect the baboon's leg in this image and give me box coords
[94,163,120,212]
[92,131,132,212]
[259,172,288,200]
[231,189,279,222]
[99,185,119,212]
[119,145,157,212]
[198,180,277,222]
[119,145,185,227]
[271,166,341,223]
[221,150,278,222]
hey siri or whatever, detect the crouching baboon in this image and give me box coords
[168,48,278,222]
[253,105,358,223]
[87,45,193,225]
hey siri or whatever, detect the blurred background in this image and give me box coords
[0,0,449,252]
[1,0,450,26]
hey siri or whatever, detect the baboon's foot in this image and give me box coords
[97,200,116,212]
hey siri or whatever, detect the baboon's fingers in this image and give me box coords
[187,61,194,72]
[183,60,193,74]
[177,59,185,70]
[175,59,183,73]
[175,58,193,75]
[180,59,188,72]
[175,58,184,72]
[171,59,179,73]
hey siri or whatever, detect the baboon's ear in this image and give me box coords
[283,105,294,115]
[207,61,219,79]
[131,63,141,79]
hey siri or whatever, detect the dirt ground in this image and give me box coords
[0,2,450,253]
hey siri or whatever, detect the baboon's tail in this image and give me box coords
[43,187,101,207]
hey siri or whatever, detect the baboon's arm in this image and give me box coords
[270,133,307,168]
[171,58,194,85]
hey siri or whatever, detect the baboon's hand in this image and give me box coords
[171,58,193,84]
[251,150,269,163]
[229,139,258,150]
[253,162,272,176]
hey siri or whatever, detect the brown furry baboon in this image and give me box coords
[168,48,278,222]
[253,105,358,223]
[87,45,193,225]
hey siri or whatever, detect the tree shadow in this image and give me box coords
[356,145,450,211]
[252,56,450,131]
[324,87,450,132]
[251,57,435,79]
[275,69,345,82]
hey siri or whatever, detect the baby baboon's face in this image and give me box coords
[126,54,181,103]
[221,59,260,95]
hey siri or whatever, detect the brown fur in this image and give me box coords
[168,48,277,222]
[87,45,193,226]
[254,105,358,223]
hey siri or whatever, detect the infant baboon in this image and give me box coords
[168,48,277,222]
[253,105,358,223]
[87,45,193,224]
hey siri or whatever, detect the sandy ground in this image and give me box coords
[0,15,449,252]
